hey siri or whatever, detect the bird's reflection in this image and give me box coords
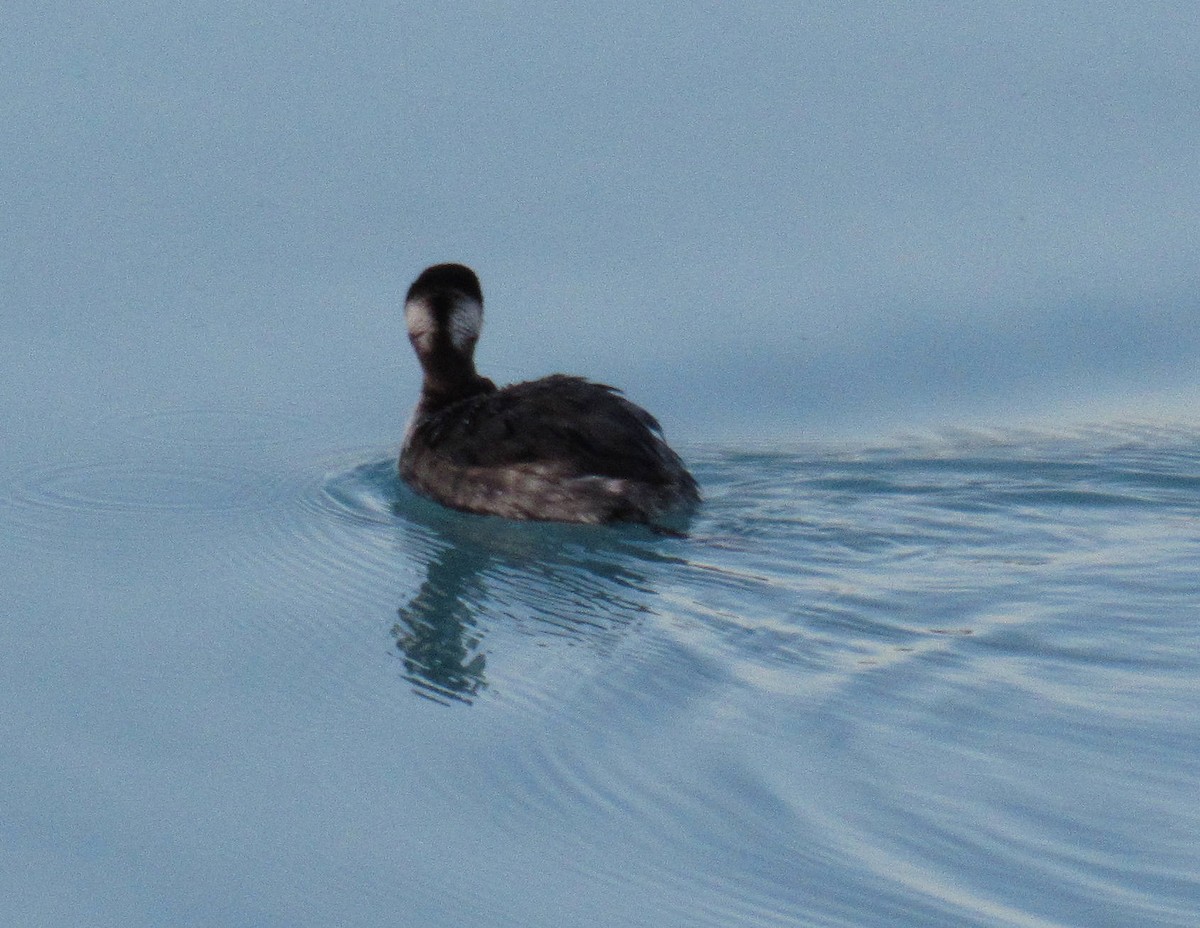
[392,544,491,705]
[391,499,689,707]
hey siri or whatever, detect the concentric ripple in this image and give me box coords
[13,461,274,514]
[195,449,677,712]
[1,457,289,556]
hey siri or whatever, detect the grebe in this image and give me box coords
[399,263,699,527]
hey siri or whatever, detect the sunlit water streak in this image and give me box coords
[1,416,1197,927]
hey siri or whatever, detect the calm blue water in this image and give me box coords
[2,413,1196,926]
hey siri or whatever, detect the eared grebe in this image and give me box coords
[399,263,699,527]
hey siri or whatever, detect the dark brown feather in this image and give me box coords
[413,375,692,487]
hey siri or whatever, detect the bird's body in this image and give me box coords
[399,264,699,527]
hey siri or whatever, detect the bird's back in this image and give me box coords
[401,375,698,525]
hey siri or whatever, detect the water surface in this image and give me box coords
[2,416,1197,926]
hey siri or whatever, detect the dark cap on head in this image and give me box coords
[406,263,483,304]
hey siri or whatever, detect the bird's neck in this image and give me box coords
[417,355,495,415]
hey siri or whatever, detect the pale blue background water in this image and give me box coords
[3,4,1199,926]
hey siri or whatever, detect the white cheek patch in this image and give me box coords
[408,295,436,338]
[405,297,435,340]
[405,298,437,355]
[448,297,483,353]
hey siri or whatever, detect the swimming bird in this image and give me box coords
[399,263,699,527]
